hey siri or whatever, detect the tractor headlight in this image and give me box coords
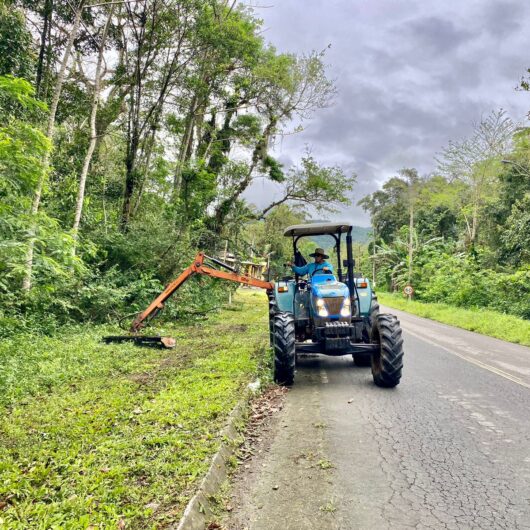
[316,298,329,317]
[340,298,351,317]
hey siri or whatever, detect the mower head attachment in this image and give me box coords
[103,251,273,351]
[103,335,176,348]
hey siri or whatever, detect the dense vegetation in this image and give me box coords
[378,292,530,347]
[0,0,356,335]
[2,2,529,527]
[0,290,269,528]
[360,110,530,320]
[1,0,529,330]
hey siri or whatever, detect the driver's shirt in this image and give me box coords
[291,261,334,277]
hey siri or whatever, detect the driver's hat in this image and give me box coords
[309,247,329,259]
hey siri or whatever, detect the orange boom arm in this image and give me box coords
[130,252,273,333]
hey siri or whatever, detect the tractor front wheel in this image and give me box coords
[354,295,381,367]
[371,314,404,388]
[272,312,296,386]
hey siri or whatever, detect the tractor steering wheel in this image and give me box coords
[311,267,332,278]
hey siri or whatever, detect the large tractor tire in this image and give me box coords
[272,312,296,386]
[353,295,380,367]
[371,313,403,388]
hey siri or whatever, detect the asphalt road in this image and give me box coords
[225,308,530,530]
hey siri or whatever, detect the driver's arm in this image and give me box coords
[291,263,310,276]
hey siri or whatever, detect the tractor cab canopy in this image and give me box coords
[283,222,356,303]
[283,222,353,238]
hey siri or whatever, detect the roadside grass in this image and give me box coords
[378,292,530,347]
[0,289,269,529]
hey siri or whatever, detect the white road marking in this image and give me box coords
[404,327,530,390]
[320,369,329,384]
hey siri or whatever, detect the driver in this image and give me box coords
[288,247,334,277]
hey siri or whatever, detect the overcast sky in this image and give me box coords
[242,0,530,226]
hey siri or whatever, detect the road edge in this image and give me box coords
[172,384,255,530]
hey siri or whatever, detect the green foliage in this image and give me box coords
[0,290,269,528]
[0,5,35,80]
[0,76,46,117]
[258,153,355,219]
[246,205,305,275]
[374,239,530,320]
[0,121,50,193]
[501,195,530,266]
[0,76,70,295]
[0,0,336,333]
[362,125,530,322]
[262,154,284,182]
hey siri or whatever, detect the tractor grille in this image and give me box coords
[324,297,343,315]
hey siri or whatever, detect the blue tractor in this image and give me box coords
[105,221,404,389]
[269,222,404,388]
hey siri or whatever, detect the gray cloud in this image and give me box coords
[400,16,475,53]
[242,0,530,225]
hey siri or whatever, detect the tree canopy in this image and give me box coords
[0,0,346,332]
[360,111,530,319]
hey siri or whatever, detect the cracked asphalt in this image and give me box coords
[224,308,530,530]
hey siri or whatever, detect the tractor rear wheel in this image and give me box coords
[371,313,403,388]
[272,312,296,386]
[353,295,380,367]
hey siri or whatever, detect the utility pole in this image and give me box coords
[407,176,416,301]
[408,195,414,299]
[372,225,376,288]
[400,167,419,301]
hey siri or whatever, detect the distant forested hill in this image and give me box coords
[309,226,371,249]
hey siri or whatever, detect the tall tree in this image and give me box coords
[437,109,515,248]
[22,0,85,291]
[119,0,200,230]
[209,50,335,232]
[71,3,114,254]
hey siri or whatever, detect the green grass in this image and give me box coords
[0,290,269,529]
[378,292,530,347]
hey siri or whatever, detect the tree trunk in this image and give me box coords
[121,60,141,231]
[470,185,480,246]
[121,6,183,230]
[206,95,239,175]
[72,6,113,255]
[131,123,158,217]
[121,134,138,230]
[22,1,84,291]
[36,0,53,97]
[173,94,198,195]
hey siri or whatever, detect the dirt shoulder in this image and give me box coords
[220,359,341,530]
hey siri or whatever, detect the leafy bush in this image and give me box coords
[409,254,530,319]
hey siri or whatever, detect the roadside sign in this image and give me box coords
[403,285,414,296]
